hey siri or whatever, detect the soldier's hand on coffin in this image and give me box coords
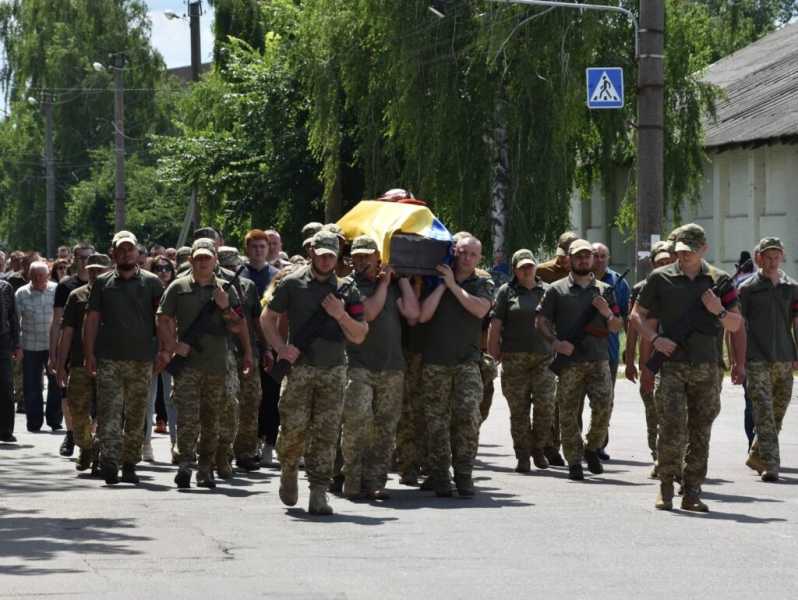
[436,263,455,288]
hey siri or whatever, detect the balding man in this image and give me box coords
[418,236,494,497]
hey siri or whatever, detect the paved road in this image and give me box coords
[1,376,797,599]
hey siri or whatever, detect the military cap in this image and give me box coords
[568,239,593,256]
[85,254,112,270]
[193,227,220,243]
[667,226,683,242]
[350,235,378,255]
[758,236,784,253]
[191,238,217,258]
[512,249,537,268]
[650,241,671,263]
[217,246,241,267]
[112,230,137,248]
[301,222,324,246]
[555,231,580,257]
[175,246,191,265]
[322,223,346,240]
[674,223,706,253]
[311,231,340,256]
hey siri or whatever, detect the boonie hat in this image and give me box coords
[322,223,346,240]
[568,239,593,256]
[758,236,784,253]
[193,227,220,243]
[112,230,137,248]
[555,232,580,257]
[674,223,706,253]
[512,249,536,268]
[85,254,112,269]
[217,246,240,267]
[311,231,340,256]
[191,238,217,258]
[350,236,378,255]
[301,222,324,246]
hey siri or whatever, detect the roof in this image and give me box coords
[702,21,798,151]
[166,63,212,86]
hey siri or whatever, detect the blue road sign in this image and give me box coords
[586,68,624,109]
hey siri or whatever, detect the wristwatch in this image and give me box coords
[717,309,728,319]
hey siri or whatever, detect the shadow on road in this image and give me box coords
[672,509,787,524]
[700,491,782,504]
[286,508,399,525]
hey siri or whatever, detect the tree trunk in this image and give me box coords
[487,113,509,254]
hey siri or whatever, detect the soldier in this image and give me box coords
[487,249,555,473]
[418,235,494,497]
[83,231,165,485]
[631,224,744,512]
[321,224,353,278]
[157,239,245,489]
[536,239,621,481]
[624,240,675,477]
[301,222,324,257]
[340,236,420,499]
[738,237,798,482]
[535,231,579,284]
[56,254,112,473]
[261,231,368,515]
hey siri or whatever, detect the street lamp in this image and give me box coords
[94,54,127,231]
[27,94,56,258]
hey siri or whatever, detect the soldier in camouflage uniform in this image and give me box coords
[56,254,112,473]
[418,236,494,498]
[536,240,621,481]
[262,231,368,515]
[395,326,428,485]
[340,236,420,499]
[157,239,245,489]
[632,224,745,512]
[487,249,555,473]
[624,240,676,477]
[84,232,165,485]
[738,237,798,482]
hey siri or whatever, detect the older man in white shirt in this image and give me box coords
[15,261,60,432]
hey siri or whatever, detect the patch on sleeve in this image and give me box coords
[346,302,365,320]
[720,288,738,306]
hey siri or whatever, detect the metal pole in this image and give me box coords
[189,1,202,230]
[43,92,56,259]
[635,0,664,281]
[111,53,126,231]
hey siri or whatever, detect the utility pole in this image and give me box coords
[189,1,202,230]
[43,92,56,259]
[636,0,665,280]
[111,53,126,231]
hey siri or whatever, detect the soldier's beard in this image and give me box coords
[117,262,136,272]
[571,265,591,276]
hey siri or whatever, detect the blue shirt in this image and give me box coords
[599,268,631,364]
[242,262,279,299]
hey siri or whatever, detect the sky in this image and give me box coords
[147,0,215,69]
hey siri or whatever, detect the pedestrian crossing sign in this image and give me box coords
[586,68,624,109]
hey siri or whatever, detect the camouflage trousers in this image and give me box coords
[341,368,404,485]
[67,368,95,451]
[640,371,661,459]
[479,353,498,423]
[217,351,240,464]
[96,359,152,466]
[556,361,613,465]
[656,361,720,489]
[500,352,557,458]
[395,351,427,476]
[420,362,482,479]
[276,364,346,486]
[747,360,794,470]
[172,366,226,467]
[233,357,263,460]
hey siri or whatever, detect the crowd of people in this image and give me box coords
[0,219,795,516]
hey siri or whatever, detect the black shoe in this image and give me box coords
[597,448,610,461]
[584,449,604,475]
[102,461,120,485]
[236,456,261,472]
[50,424,63,432]
[568,464,584,480]
[121,463,140,484]
[59,432,75,457]
[0,435,17,443]
[175,467,192,489]
[544,446,566,467]
[329,473,345,493]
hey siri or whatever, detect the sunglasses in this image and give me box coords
[56,265,68,271]
[155,264,173,273]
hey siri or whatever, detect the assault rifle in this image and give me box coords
[645,259,751,375]
[548,269,629,376]
[165,264,246,377]
[269,264,370,385]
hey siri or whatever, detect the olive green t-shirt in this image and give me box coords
[87,268,165,361]
[158,274,242,374]
[61,283,91,367]
[739,270,798,362]
[491,278,552,355]
[267,265,364,367]
[347,279,405,372]
[536,274,618,362]
[630,279,659,320]
[421,273,494,367]
[637,259,738,363]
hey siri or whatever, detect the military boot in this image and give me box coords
[174,462,192,489]
[761,468,779,482]
[435,477,453,498]
[102,461,120,485]
[531,447,549,470]
[196,466,216,489]
[544,446,565,467]
[454,474,475,498]
[584,449,604,475]
[279,469,299,506]
[568,463,584,481]
[308,485,334,515]
[120,463,140,484]
[90,447,102,477]
[365,482,390,500]
[399,471,419,486]
[681,487,709,512]
[76,448,93,472]
[745,454,765,475]
[216,459,234,480]
[342,475,362,497]
[655,481,674,511]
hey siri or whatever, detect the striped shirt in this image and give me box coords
[15,281,57,351]
[0,280,20,348]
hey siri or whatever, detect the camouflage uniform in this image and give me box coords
[420,362,483,480]
[233,356,263,460]
[747,361,794,470]
[172,365,227,466]
[276,364,347,485]
[395,350,427,476]
[66,368,95,451]
[216,350,240,467]
[640,384,658,459]
[500,352,556,458]
[96,359,152,465]
[341,368,404,486]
